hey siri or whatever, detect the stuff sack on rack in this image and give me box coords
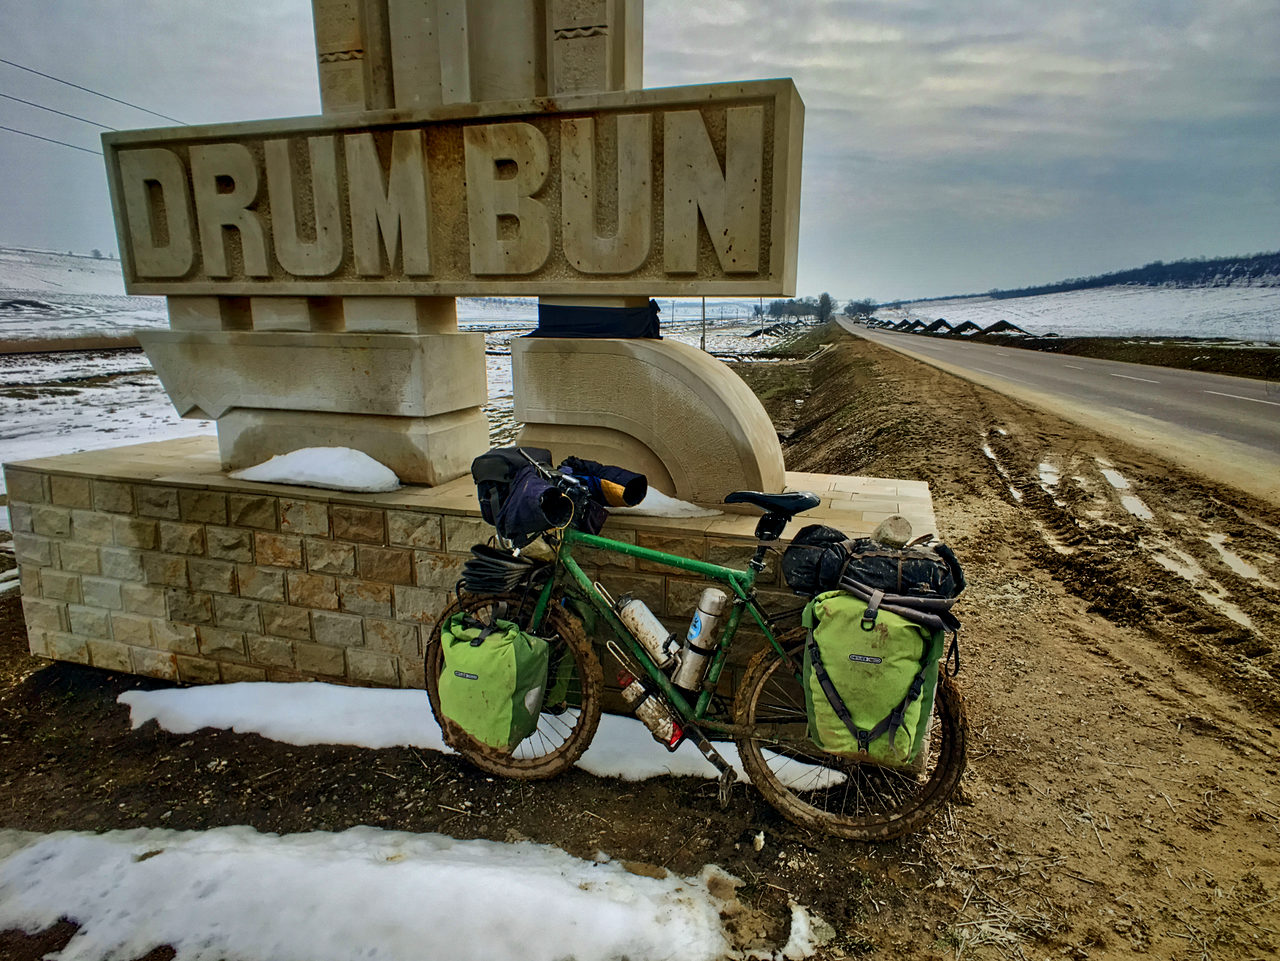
[782,525,966,600]
[780,524,852,596]
[801,590,945,767]
[471,447,574,547]
[437,611,551,751]
[841,537,964,599]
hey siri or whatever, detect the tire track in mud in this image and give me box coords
[969,405,1280,714]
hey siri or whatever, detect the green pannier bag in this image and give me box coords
[802,589,945,768]
[438,612,551,752]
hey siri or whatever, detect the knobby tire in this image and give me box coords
[735,633,967,840]
[425,590,603,780]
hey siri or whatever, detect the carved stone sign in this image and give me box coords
[104,80,803,297]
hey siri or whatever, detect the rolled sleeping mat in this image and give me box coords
[558,456,648,507]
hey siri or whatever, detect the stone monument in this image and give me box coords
[4,2,947,692]
[102,0,804,503]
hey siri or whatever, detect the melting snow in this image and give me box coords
[1038,461,1060,488]
[1119,495,1153,520]
[118,682,747,782]
[611,489,721,518]
[0,826,765,961]
[230,447,400,493]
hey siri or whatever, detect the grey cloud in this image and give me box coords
[0,0,1275,299]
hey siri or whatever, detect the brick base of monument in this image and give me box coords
[3,437,936,692]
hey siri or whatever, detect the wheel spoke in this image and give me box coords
[736,635,967,840]
[425,592,603,779]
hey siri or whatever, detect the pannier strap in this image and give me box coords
[806,628,926,761]
[838,576,961,635]
[860,589,885,631]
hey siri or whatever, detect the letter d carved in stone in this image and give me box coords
[118,148,195,278]
[464,122,552,275]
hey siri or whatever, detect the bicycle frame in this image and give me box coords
[525,526,798,737]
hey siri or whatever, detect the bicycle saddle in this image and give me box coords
[723,490,821,517]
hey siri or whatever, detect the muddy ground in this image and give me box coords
[2,324,1278,959]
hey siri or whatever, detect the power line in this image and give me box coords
[0,92,116,129]
[0,123,102,156]
[0,56,185,125]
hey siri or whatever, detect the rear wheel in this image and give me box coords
[425,591,603,780]
[735,632,967,840]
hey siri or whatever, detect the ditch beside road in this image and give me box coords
[2,325,1278,960]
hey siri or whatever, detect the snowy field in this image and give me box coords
[880,284,1280,341]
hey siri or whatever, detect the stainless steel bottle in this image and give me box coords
[617,671,685,750]
[616,595,676,670]
[671,588,729,691]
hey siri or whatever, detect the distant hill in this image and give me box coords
[891,250,1280,307]
[984,251,1280,301]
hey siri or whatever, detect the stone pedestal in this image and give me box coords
[4,437,936,692]
[513,337,785,505]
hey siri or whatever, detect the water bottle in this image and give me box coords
[617,671,685,750]
[616,596,676,670]
[671,588,729,691]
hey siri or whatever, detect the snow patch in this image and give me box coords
[115,683,857,789]
[1119,495,1153,520]
[1205,532,1273,586]
[612,489,721,518]
[118,682,745,782]
[230,447,400,493]
[1038,461,1060,489]
[0,825,763,961]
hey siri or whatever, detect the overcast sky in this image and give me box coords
[1,0,1276,300]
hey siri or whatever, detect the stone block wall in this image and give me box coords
[6,466,478,687]
[4,440,936,694]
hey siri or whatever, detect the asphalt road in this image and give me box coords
[839,320,1280,504]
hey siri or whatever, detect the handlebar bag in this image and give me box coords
[471,446,553,527]
[438,612,551,752]
[801,590,944,768]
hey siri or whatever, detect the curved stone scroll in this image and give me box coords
[512,337,785,506]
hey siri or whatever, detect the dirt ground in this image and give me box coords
[2,325,1278,960]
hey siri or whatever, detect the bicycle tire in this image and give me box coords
[425,591,603,780]
[734,631,967,840]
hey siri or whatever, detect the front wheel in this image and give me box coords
[735,633,967,840]
[425,591,603,780]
